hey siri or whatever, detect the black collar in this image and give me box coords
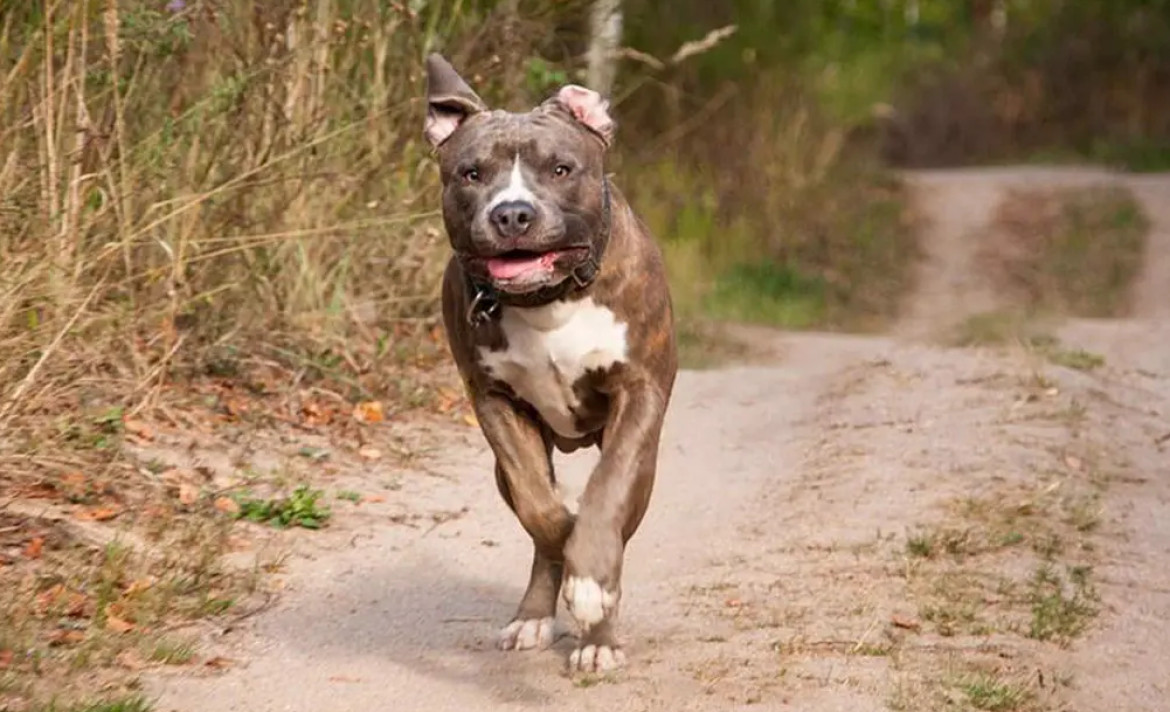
[464,178,613,327]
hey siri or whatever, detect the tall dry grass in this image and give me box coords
[0,1,535,478]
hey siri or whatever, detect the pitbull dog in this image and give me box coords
[423,53,678,673]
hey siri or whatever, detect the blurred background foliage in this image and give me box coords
[1,0,1167,424]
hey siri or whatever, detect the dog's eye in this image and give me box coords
[553,164,572,178]
[461,167,480,184]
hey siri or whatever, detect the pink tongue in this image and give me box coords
[486,253,556,280]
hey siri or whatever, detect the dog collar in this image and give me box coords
[464,178,612,326]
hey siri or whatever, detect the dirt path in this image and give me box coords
[148,169,1170,711]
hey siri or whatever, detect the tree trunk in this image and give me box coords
[586,0,623,97]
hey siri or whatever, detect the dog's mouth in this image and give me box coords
[481,247,590,290]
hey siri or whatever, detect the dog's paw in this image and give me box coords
[561,576,618,630]
[569,644,626,673]
[497,617,556,651]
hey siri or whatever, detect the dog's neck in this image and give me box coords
[464,177,613,326]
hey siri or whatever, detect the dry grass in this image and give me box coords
[979,185,1149,318]
[0,2,518,707]
[0,505,263,709]
[945,311,1106,375]
[0,2,487,493]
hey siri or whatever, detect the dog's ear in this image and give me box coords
[424,53,487,148]
[551,85,615,148]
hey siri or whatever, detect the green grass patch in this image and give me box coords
[956,672,1034,711]
[946,310,1043,348]
[1027,564,1099,645]
[147,636,197,666]
[1044,348,1105,372]
[40,697,153,712]
[703,263,827,329]
[233,485,331,530]
[1090,139,1170,174]
[983,185,1149,318]
[947,310,1105,371]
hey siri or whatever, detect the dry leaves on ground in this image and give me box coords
[353,401,385,423]
[23,536,44,560]
[105,614,135,634]
[76,506,120,522]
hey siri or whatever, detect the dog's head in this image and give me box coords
[424,53,615,297]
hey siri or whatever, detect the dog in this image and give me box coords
[423,53,678,673]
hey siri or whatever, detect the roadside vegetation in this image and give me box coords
[981,186,1149,318]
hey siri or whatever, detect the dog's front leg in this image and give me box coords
[561,377,667,672]
[474,393,575,651]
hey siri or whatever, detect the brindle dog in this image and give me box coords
[424,53,677,673]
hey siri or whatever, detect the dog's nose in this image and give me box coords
[489,201,536,238]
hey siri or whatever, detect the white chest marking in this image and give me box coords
[478,298,628,438]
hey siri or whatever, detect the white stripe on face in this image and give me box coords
[487,156,537,211]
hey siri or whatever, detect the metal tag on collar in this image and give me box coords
[466,287,501,327]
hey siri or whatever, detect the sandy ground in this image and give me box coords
[147,169,1170,711]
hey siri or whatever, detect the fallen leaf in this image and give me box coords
[462,412,479,428]
[160,467,190,486]
[178,482,200,506]
[358,447,383,461]
[214,496,241,515]
[204,655,235,669]
[1064,455,1083,471]
[24,536,44,560]
[891,615,922,631]
[724,598,743,608]
[64,592,88,617]
[435,387,461,414]
[77,506,120,522]
[60,471,88,497]
[0,649,13,668]
[302,401,333,426]
[361,494,386,504]
[353,400,385,423]
[123,578,155,597]
[47,629,86,646]
[18,482,58,499]
[36,584,66,614]
[223,398,248,418]
[123,419,154,441]
[104,614,135,634]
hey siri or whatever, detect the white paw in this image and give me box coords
[497,617,555,651]
[561,576,617,630]
[569,644,626,673]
